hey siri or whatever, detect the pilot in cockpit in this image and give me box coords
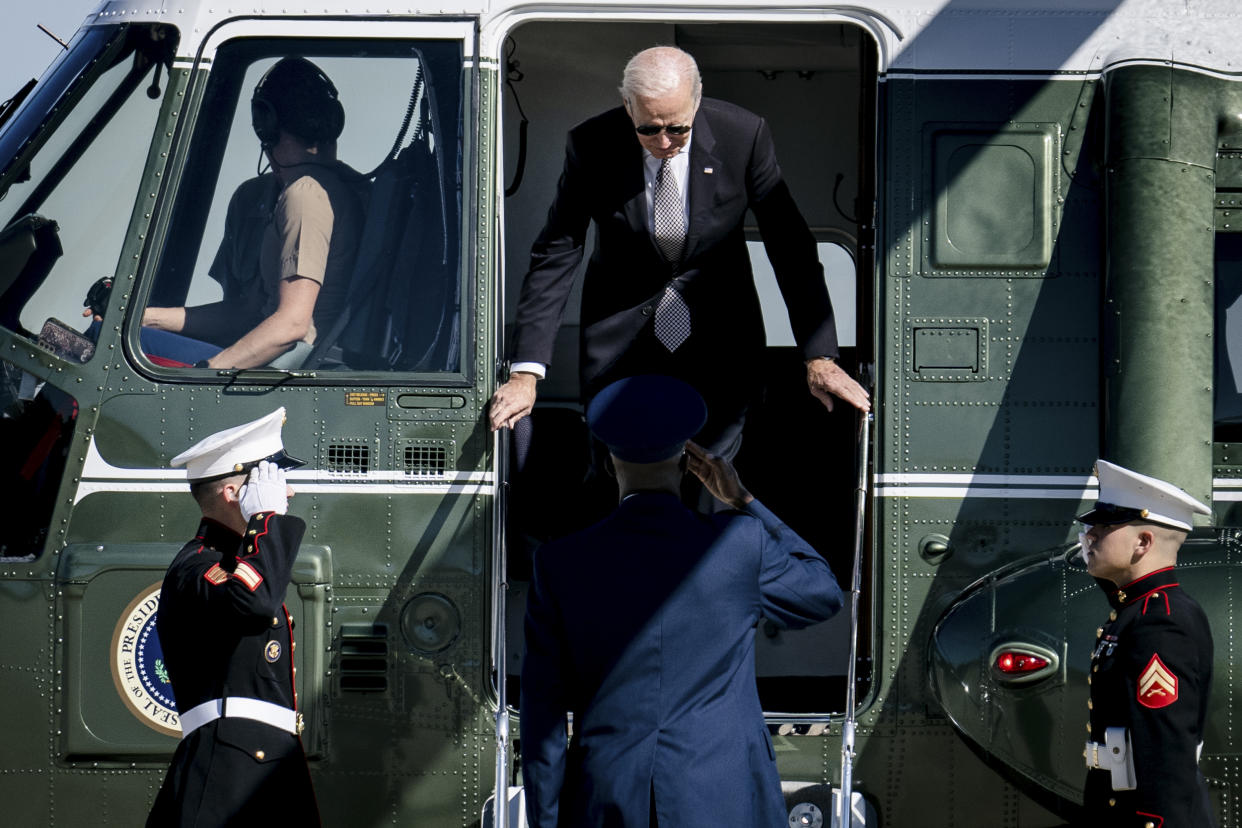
[137,56,366,370]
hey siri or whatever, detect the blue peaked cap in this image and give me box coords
[587,375,708,463]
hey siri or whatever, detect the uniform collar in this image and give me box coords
[619,490,682,506]
[1100,566,1179,610]
[195,518,242,552]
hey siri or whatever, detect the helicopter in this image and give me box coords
[1,0,1239,825]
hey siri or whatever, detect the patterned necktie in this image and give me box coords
[655,285,691,352]
[652,157,686,264]
[652,157,691,351]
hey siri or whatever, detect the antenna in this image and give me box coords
[37,24,70,51]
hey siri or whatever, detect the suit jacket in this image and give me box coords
[148,515,320,827]
[511,98,840,405]
[1084,567,1215,827]
[520,492,843,828]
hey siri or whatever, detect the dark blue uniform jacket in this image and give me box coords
[520,493,843,827]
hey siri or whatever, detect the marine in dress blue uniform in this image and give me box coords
[147,408,320,826]
[1078,460,1215,828]
[520,376,844,827]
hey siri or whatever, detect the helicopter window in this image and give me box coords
[140,38,464,375]
[1214,233,1242,437]
[0,24,173,347]
[751,240,856,348]
[0,368,78,559]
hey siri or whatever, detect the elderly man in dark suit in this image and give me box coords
[490,46,868,456]
[520,375,843,826]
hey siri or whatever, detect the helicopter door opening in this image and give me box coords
[499,20,877,718]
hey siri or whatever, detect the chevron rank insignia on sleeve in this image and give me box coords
[203,564,229,585]
[232,560,264,592]
[1138,653,1178,708]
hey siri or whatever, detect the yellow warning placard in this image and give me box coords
[344,392,386,406]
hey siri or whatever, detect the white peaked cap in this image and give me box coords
[1079,459,1211,531]
[171,407,303,482]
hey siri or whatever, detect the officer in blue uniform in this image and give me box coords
[148,407,320,826]
[1078,460,1215,828]
[520,375,844,827]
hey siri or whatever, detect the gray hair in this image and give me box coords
[619,46,702,106]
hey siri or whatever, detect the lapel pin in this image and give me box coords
[703,167,713,174]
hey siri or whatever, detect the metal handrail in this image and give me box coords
[837,397,873,828]
[492,426,511,828]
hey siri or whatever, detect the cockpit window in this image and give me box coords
[140,38,464,375]
[0,24,173,351]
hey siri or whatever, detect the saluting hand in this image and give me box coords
[685,441,753,510]
[807,357,870,413]
[239,461,290,520]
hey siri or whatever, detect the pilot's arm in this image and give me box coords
[205,176,331,369]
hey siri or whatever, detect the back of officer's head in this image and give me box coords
[251,56,345,149]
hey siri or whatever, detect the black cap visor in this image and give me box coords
[189,449,307,483]
[1076,501,1146,526]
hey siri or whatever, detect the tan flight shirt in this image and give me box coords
[260,174,334,345]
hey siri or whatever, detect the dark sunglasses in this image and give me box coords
[634,123,692,137]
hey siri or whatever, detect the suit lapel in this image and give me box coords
[622,139,651,241]
[685,111,720,265]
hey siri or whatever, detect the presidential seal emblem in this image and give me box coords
[265,640,282,663]
[110,583,180,736]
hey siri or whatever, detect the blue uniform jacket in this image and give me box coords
[520,492,843,828]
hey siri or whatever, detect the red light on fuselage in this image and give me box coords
[995,651,1049,675]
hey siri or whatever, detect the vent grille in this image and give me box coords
[402,445,448,478]
[339,623,388,692]
[326,443,370,475]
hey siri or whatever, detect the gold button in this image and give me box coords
[1087,675,1092,685]
[272,617,280,627]
[1087,699,1093,710]
[1109,611,1117,621]
[291,641,296,652]
[1109,798,1116,807]
[255,750,265,760]
[1093,665,1098,673]
[1096,627,1103,638]
[292,667,297,675]
[1086,723,1092,734]
[1145,822,1155,828]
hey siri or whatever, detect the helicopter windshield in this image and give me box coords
[0,23,175,341]
[0,26,119,181]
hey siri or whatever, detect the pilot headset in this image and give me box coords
[250,56,345,148]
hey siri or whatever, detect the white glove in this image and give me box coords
[238,461,288,520]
